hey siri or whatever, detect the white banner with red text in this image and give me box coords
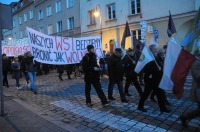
[26,27,103,65]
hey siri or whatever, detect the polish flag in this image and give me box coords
[159,37,195,99]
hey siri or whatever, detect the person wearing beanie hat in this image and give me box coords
[82,45,109,106]
[107,48,129,103]
[87,45,94,51]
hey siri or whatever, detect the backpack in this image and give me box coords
[80,54,89,73]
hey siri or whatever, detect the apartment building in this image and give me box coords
[81,0,200,51]
[3,0,81,41]
[2,0,200,51]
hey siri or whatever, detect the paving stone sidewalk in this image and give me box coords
[0,96,67,132]
[2,70,200,132]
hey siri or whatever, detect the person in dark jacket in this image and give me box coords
[82,45,109,106]
[21,54,30,87]
[149,48,171,105]
[138,45,170,113]
[57,65,65,81]
[99,50,106,77]
[25,52,37,94]
[123,48,143,97]
[2,54,10,87]
[107,48,128,103]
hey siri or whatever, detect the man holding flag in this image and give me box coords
[136,45,171,113]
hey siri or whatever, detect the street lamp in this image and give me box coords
[94,5,102,41]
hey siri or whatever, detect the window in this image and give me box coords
[39,27,44,33]
[107,4,116,20]
[67,0,74,8]
[57,21,62,32]
[68,17,74,29]
[47,24,53,35]
[38,10,43,20]
[46,5,52,16]
[89,10,96,25]
[19,16,22,24]
[13,19,15,28]
[56,0,62,13]
[24,29,27,36]
[24,13,27,22]
[132,30,141,40]
[30,10,33,19]
[20,30,23,38]
[131,0,141,15]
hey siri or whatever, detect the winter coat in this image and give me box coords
[107,54,124,82]
[2,58,10,72]
[57,65,65,73]
[190,59,200,103]
[82,52,100,82]
[143,56,163,87]
[123,55,137,78]
[25,56,37,72]
[11,62,20,71]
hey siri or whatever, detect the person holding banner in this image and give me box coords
[82,45,109,106]
[25,52,37,94]
[107,48,129,103]
[138,45,171,113]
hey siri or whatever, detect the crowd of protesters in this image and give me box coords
[2,43,200,127]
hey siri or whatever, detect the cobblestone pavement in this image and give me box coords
[3,70,200,132]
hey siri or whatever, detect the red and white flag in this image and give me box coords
[159,37,195,99]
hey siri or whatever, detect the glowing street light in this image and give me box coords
[94,5,102,38]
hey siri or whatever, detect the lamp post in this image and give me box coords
[94,4,102,43]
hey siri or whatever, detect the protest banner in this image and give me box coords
[2,45,30,57]
[26,27,103,65]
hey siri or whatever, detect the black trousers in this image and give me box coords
[138,80,166,111]
[125,76,143,97]
[108,80,126,101]
[150,89,169,103]
[184,103,200,120]
[3,70,9,86]
[85,81,107,104]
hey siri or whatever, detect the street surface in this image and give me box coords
[1,70,200,132]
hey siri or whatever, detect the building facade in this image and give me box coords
[3,0,81,43]
[81,0,200,51]
[2,0,200,51]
